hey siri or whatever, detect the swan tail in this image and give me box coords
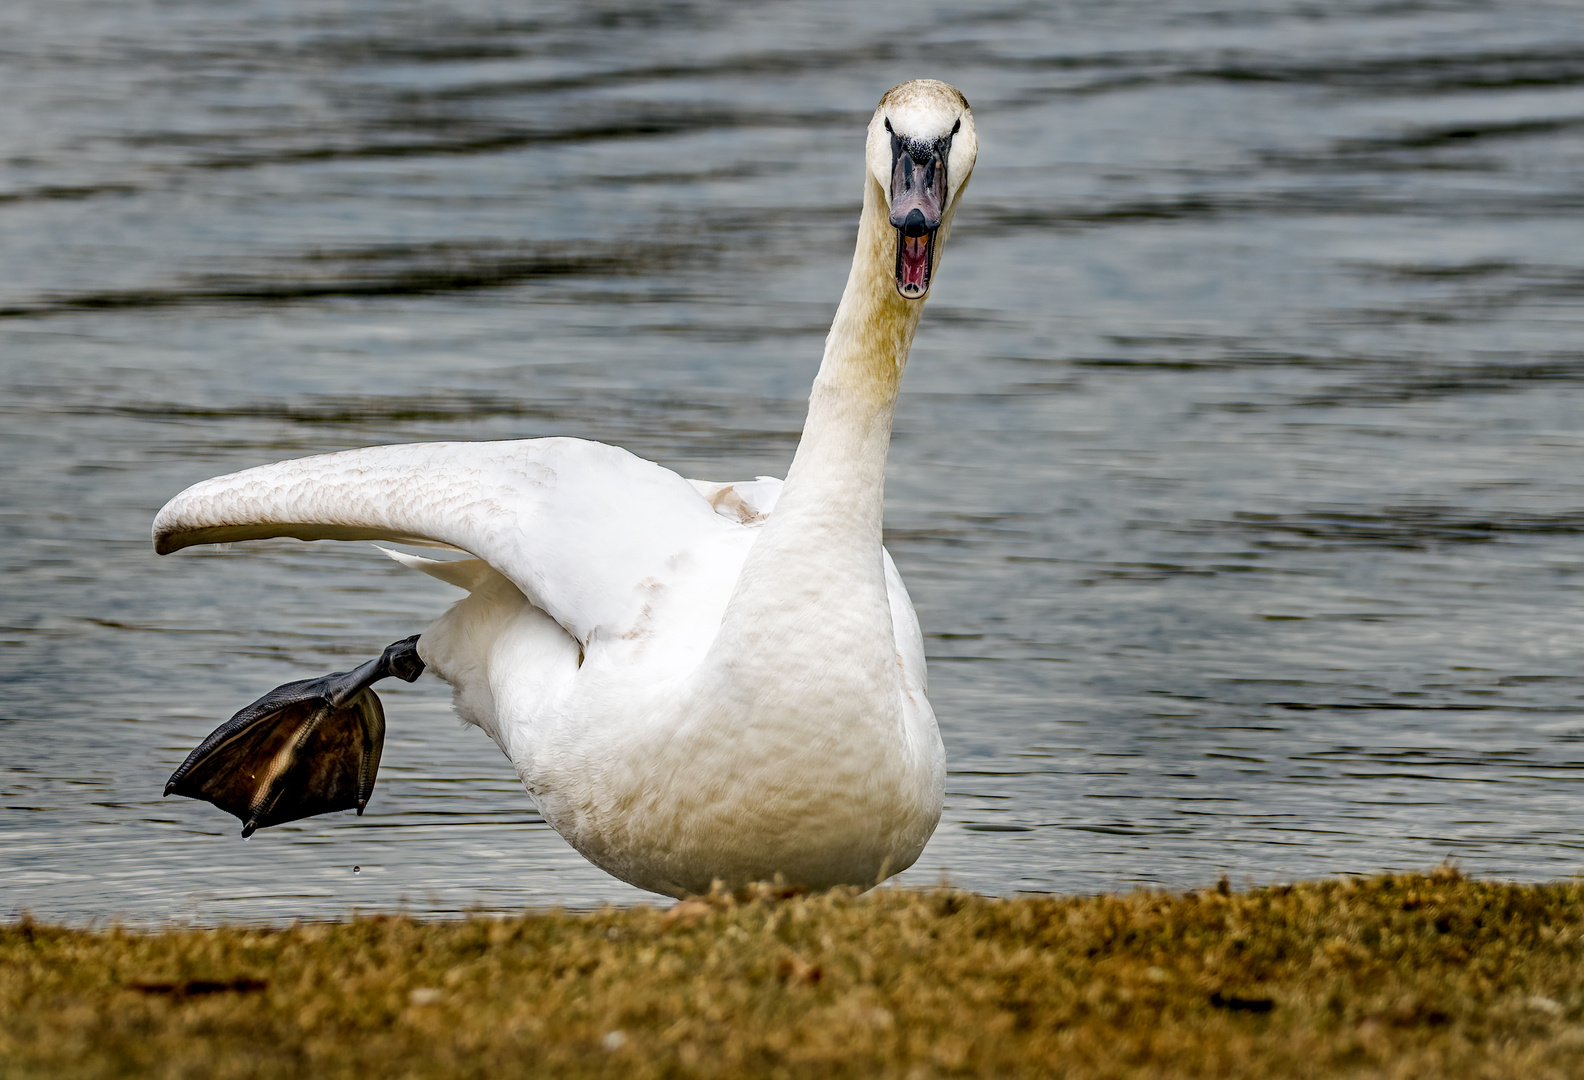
[153,438,726,644]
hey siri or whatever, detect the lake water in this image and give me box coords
[4,0,1584,925]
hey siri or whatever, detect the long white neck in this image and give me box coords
[708,174,944,693]
[783,173,925,542]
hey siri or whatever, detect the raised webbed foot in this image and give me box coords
[165,635,424,836]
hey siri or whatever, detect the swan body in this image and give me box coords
[154,80,977,898]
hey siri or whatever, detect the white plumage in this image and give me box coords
[154,80,977,898]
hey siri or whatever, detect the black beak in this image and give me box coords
[888,133,949,298]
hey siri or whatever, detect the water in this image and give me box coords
[4,0,1584,924]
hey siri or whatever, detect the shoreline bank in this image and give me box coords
[5,868,1583,1078]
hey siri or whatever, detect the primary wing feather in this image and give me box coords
[153,437,726,645]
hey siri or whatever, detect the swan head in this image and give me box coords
[868,79,976,300]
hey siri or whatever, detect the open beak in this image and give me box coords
[888,139,948,299]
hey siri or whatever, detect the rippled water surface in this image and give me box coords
[5,0,1584,924]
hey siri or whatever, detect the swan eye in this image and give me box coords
[951,119,961,135]
[884,118,892,133]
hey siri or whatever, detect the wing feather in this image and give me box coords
[153,438,726,645]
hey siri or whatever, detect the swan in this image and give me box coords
[154,79,978,899]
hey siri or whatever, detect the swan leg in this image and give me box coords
[164,635,425,836]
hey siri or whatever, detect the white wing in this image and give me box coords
[156,446,927,692]
[152,437,729,647]
[687,476,783,525]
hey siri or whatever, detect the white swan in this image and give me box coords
[154,79,978,899]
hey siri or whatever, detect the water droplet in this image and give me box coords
[352,865,361,874]
[602,1030,626,1051]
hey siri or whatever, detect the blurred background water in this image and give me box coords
[3,0,1584,924]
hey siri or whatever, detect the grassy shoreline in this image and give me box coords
[5,868,1584,1078]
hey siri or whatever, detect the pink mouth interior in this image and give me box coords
[900,233,930,291]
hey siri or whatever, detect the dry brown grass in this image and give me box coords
[5,868,1584,1078]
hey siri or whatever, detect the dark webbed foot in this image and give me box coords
[165,635,425,836]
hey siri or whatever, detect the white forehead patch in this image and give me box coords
[879,79,968,142]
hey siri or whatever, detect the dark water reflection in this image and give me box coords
[4,0,1584,923]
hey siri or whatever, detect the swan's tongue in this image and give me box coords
[897,230,933,297]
